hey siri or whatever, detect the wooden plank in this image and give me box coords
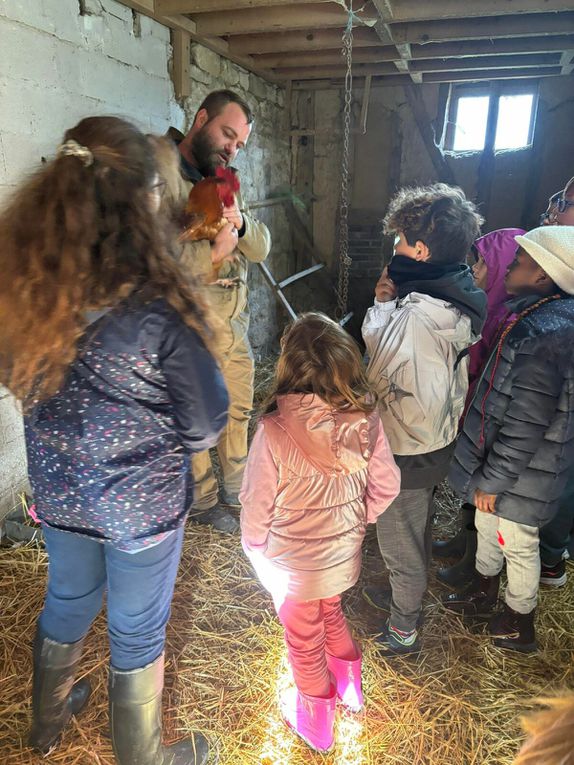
[359,75,372,134]
[476,83,500,223]
[379,0,574,23]
[116,0,154,12]
[403,84,455,184]
[391,12,574,45]
[193,4,377,37]
[410,35,574,60]
[229,27,382,55]
[252,46,398,69]
[172,29,191,98]
[274,62,398,79]
[422,66,564,82]
[156,0,333,11]
[291,74,410,88]
[411,52,562,73]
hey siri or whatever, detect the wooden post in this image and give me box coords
[476,83,501,224]
[403,84,455,184]
[520,95,546,230]
[172,29,191,99]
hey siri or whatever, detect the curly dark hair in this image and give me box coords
[0,116,213,407]
[383,183,484,264]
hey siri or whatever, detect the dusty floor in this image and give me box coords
[1,482,573,765]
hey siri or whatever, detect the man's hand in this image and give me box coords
[223,202,244,231]
[473,489,497,514]
[375,267,398,303]
[211,222,238,267]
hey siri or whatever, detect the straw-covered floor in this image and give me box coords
[1,357,573,765]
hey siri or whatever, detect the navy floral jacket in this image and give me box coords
[25,298,228,551]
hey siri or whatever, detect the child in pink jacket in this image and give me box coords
[240,312,400,753]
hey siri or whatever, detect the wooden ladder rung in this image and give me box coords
[278,263,325,289]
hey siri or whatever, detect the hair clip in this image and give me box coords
[56,139,94,167]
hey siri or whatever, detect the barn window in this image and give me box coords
[444,83,538,153]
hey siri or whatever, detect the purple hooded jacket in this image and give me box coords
[466,228,525,403]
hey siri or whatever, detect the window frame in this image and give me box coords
[443,81,539,154]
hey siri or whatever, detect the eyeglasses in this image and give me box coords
[539,191,561,225]
[555,196,574,214]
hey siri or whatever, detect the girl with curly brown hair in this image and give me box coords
[0,116,228,765]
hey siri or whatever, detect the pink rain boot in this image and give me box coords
[280,676,337,753]
[326,643,363,712]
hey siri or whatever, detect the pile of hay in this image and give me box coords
[1,354,573,764]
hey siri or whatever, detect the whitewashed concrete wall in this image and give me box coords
[0,0,291,519]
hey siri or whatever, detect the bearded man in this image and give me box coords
[164,90,271,533]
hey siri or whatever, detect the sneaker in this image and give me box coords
[189,503,239,533]
[540,559,567,587]
[375,622,421,657]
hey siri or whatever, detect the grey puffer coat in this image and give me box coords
[450,294,574,528]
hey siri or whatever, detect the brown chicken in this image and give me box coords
[180,167,241,286]
[181,166,240,241]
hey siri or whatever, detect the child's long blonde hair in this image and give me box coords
[262,312,376,415]
[514,694,574,764]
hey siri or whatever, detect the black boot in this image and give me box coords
[109,653,209,765]
[432,504,475,560]
[442,571,500,617]
[436,517,477,590]
[28,628,91,754]
[489,604,538,654]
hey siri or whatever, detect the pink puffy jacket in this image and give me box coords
[240,393,400,604]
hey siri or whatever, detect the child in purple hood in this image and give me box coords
[434,228,525,587]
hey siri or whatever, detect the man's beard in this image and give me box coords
[191,127,229,177]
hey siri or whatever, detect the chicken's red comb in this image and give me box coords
[215,167,240,207]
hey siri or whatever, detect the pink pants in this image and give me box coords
[277,595,356,697]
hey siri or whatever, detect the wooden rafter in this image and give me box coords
[192,4,377,37]
[422,66,563,83]
[371,0,573,23]
[253,47,398,69]
[156,0,334,12]
[409,53,562,73]
[229,27,382,55]
[390,12,574,46]
[410,35,574,60]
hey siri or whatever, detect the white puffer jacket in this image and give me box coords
[362,292,475,457]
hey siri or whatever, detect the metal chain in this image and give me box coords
[336,8,354,318]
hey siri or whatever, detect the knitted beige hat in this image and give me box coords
[515,226,574,295]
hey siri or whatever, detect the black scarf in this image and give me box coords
[387,255,487,335]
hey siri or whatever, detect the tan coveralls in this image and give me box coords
[163,151,271,510]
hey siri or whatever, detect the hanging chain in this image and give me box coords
[336,8,354,319]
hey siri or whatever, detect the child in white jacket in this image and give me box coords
[362,184,487,655]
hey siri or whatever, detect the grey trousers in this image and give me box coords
[376,487,434,632]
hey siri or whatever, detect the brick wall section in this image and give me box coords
[349,223,384,279]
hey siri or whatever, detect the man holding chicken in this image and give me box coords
[163,90,271,533]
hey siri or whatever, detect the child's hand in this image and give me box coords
[474,489,497,514]
[375,267,398,303]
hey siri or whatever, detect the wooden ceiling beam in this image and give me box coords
[422,66,564,83]
[228,27,382,55]
[155,0,334,12]
[411,52,562,72]
[292,74,410,89]
[379,0,574,23]
[192,4,378,36]
[253,46,398,69]
[369,0,420,82]
[391,12,574,45]
[274,62,407,79]
[410,35,574,59]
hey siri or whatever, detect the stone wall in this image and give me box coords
[0,0,291,519]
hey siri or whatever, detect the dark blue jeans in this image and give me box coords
[39,524,185,671]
